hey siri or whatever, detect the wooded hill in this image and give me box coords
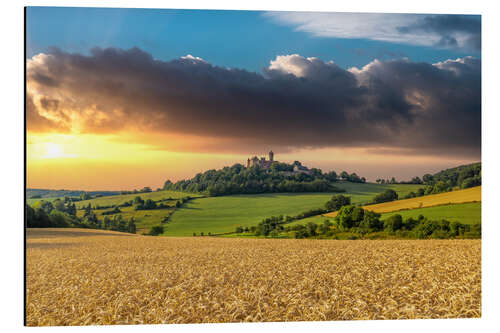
[163,162,366,196]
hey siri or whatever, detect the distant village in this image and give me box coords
[246,151,313,175]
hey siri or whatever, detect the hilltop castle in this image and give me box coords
[247,151,274,169]
[246,151,313,175]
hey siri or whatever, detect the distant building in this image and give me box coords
[245,151,313,175]
[293,164,313,175]
[247,150,274,170]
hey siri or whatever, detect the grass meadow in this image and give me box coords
[28,183,469,236]
[163,183,423,236]
[75,190,202,209]
[379,202,481,225]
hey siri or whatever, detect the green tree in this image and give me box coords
[127,217,137,234]
[372,189,398,204]
[49,211,69,227]
[149,225,164,236]
[53,199,66,212]
[359,210,383,231]
[335,205,356,230]
[325,194,351,211]
[384,214,403,232]
[80,192,91,200]
[134,196,144,205]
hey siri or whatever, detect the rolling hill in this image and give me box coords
[323,186,481,218]
[163,183,424,236]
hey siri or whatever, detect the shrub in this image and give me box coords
[384,214,403,232]
[325,194,352,211]
[372,189,398,204]
[359,210,383,231]
[149,225,164,236]
[335,205,356,230]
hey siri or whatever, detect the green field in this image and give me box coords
[27,196,78,206]
[380,202,481,225]
[27,183,425,236]
[327,182,423,204]
[284,202,481,229]
[75,205,176,233]
[29,190,200,234]
[75,190,202,209]
[28,190,201,208]
[163,183,423,236]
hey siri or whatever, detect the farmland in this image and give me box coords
[379,202,481,225]
[324,186,481,218]
[282,202,481,230]
[27,184,477,237]
[28,190,199,206]
[164,183,423,236]
[75,190,202,209]
[26,228,481,325]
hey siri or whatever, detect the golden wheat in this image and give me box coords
[26,228,481,326]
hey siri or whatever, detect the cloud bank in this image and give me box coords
[27,47,481,158]
[263,12,481,51]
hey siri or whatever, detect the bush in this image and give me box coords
[335,205,356,230]
[372,189,398,204]
[149,225,164,236]
[412,219,440,239]
[325,194,351,211]
[384,214,403,232]
[49,210,70,228]
[359,210,383,231]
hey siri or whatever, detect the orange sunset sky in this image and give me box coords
[27,132,477,191]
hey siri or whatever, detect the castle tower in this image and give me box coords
[269,150,274,162]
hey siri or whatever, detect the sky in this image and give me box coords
[26,7,481,190]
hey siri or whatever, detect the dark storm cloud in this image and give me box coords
[397,15,481,51]
[26,48,481,158]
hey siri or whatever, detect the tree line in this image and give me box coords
[26,194,195,235]
[376,162,481,191]
[26,199,137,234]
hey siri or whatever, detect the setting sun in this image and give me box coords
[44,143,63,159]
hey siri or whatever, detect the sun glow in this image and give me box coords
[44,143,63,159]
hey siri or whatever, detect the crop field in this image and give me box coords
[284,202,482,229]
[26,228,481,326]
[379,202,481,225]
[164,183,423,236]
[324,186,481,218]
[27,184,421,236]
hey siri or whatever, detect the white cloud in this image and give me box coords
[263,12,477,49]
[180,54,207,63]
[268,54,333,77]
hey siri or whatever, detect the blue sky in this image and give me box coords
[26,7,480,72]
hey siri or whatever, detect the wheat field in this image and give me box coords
[26,228,481,326]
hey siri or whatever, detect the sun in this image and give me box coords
[44,143,63,159]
